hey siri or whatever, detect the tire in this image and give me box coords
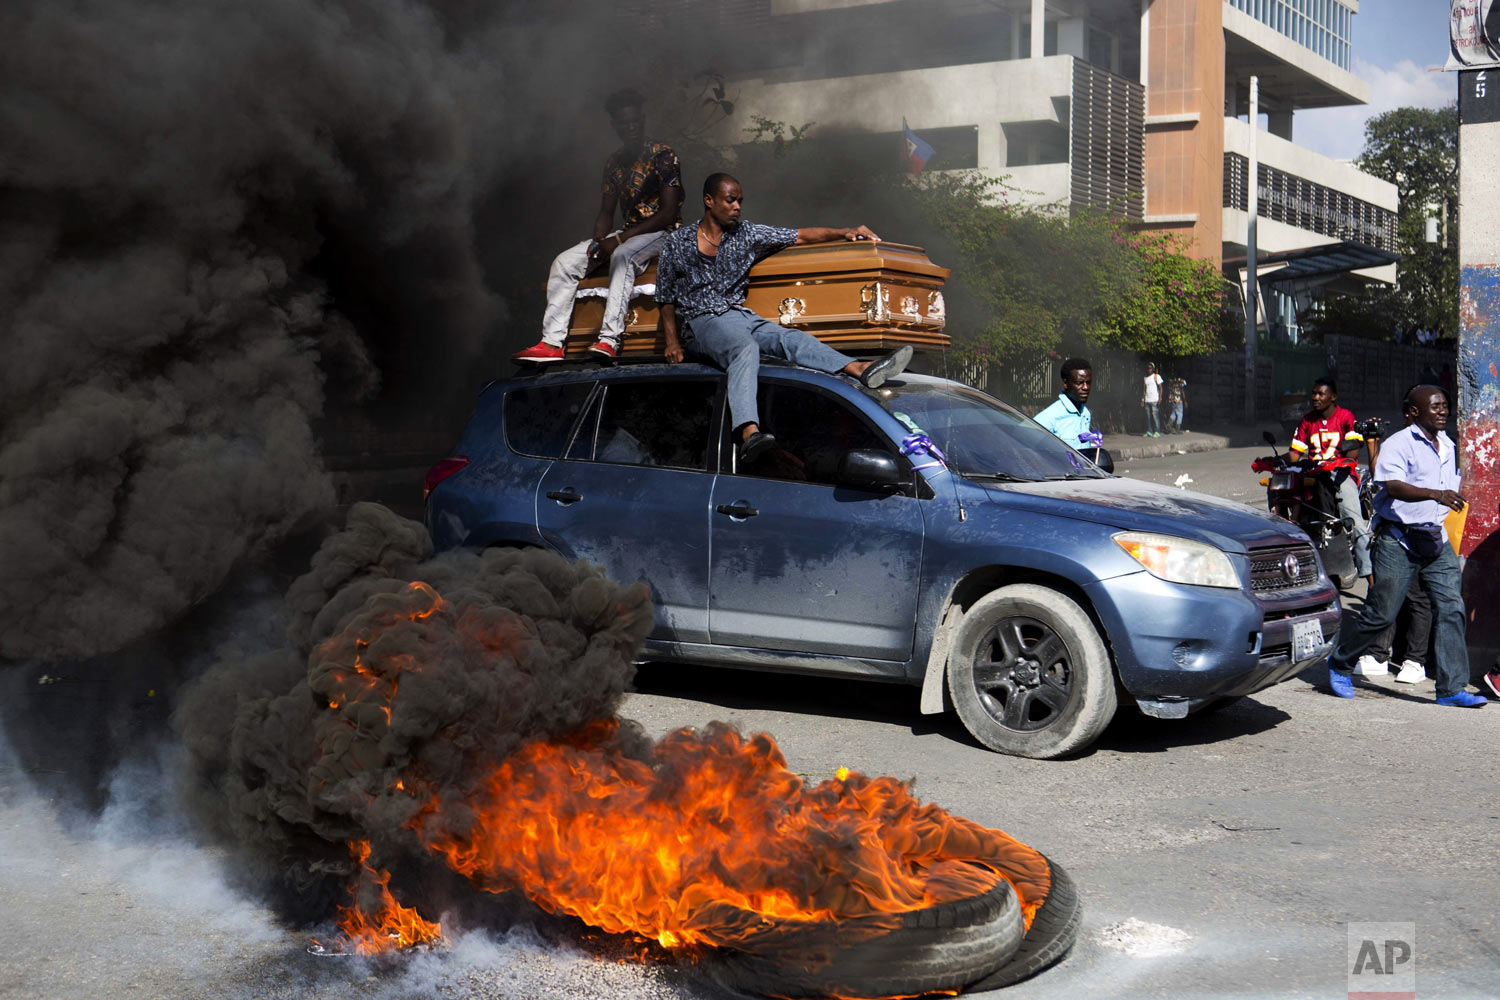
[947,584,1118,759]
[969,855,1081,990]
[703,875,1025,999]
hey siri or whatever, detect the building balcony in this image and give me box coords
[1221,116,1397,281]
[1223,1,1369,110]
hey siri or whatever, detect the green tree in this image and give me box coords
[719,119,1223,365]
[1097,231,1226,356]
[1353,105,1458,336]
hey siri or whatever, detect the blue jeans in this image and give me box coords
[682,307,853,430]
[1144,402,1160,434]
[1168,400,1183,430]
[1330,530,1470,697]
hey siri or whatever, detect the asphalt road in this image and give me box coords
[2,444,1495,999]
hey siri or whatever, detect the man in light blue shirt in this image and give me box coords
[1033,358,1098,452]
[1326,385,1482,706]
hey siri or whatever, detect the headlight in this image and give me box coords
[1113,531,1241,589]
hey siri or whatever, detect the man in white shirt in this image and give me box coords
[1141,362,1163,437]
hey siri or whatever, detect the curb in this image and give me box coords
[1112,431,1233,461]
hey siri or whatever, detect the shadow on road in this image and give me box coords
[631,661,936,730]
[633,662,1306,757]
[1093,695,1291,754]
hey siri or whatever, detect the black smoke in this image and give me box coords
[0,0,627,662]
[174,501,653,918]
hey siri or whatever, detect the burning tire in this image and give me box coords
[947,584,1117,759]
[968,854,1081,990]
[702,871,1025,999]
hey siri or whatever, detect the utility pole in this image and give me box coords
[1243,76,1259,422]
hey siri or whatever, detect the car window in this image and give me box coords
[590,380,718,471]
[734,382,894,487]
[876,382,1106,481]
[504,382,594,458]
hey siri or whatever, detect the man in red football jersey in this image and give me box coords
[1290,376,1372,587]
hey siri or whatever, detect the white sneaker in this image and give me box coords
[1353,654,1390,677]
[1393,661,1427,684]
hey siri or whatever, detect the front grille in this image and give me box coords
[1249,543,1320,593]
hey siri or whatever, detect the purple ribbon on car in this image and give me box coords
[1078,430,1103,448]
[900,433,948,473]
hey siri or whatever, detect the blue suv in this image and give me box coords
[425,362,1340,758]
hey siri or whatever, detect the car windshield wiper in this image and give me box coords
[1042,473,1102,480]
[963,471,1039,482]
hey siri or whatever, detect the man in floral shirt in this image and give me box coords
[656,172,913,462]
[513,88,683,363]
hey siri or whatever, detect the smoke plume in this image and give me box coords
[174,502,653,917]
[0,0,529,660]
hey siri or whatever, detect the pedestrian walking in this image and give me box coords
[1166,376,1187,433]
[1325,385,1483,707]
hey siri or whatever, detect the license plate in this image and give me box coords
[1292,618,1324,660]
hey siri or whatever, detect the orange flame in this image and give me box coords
[415,721,1049,951]
[334,840,443,954]
[318,579,1052,965]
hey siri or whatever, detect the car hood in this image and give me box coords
[980,477,1299,554]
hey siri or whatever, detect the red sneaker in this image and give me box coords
[587,340,619,360]
[1483,671,1500,699]
[511,341,565,364]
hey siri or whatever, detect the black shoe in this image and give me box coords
[740,431,776,464]
[859,345,914,389]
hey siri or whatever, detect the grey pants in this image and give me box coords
[682,307,853,430]
[1335,475,1373,578]
[541,231,667,348]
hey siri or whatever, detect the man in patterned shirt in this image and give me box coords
[656,173,913,462]
[1290,376,1372,585]
[513,88,683,363]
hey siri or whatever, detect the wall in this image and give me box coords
[1141,0,1224,262]
[980,337,1454,435]
[1322,335,1458,417]
[1458,89,1500,672]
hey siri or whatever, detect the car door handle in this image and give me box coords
[546,488,583,505]
[715,501,759,519]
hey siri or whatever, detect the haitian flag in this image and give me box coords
[903,118,935,174]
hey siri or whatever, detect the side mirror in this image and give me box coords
[1263,431,1277,446]
[1093,447,1115,474]
[839,448,903,488]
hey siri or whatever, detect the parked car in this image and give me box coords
[425,361,1341,758]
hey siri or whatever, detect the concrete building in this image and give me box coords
[664,0,1399,337]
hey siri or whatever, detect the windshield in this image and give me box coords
[876,382,1107,481]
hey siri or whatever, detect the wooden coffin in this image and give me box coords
[565,240,951,358]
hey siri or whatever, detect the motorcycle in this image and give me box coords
[1251,430,1360,587]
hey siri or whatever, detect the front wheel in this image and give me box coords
[947,584,1118,759]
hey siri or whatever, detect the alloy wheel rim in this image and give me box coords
[971,616,1076,732]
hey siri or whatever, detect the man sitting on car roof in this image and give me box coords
[512,87,683,364]
[655,172,913,462]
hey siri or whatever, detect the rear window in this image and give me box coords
[504,382,594,457]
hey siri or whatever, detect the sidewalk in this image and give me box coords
[1108,426,1234,461]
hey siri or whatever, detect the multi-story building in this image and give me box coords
[655,0,1398,338]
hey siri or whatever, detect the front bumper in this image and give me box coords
[1084,571,1341,707]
